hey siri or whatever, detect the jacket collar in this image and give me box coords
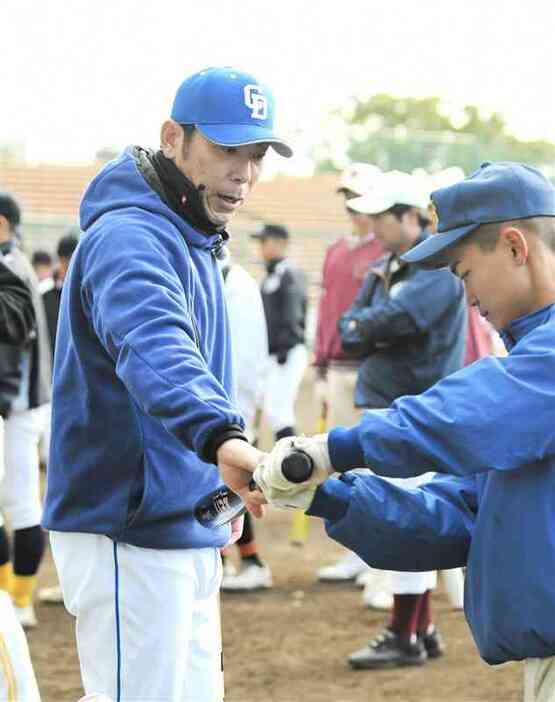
[500,303,555,350]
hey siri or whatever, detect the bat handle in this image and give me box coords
[282,450,314,483]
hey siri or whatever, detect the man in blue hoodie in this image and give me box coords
[42,67,292,702]
[254,163,555,701]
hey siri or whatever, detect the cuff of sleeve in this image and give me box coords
[202,425,248,465]
[328,426,365,473]
[306,477,352,522]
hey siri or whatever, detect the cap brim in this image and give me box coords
[347,193,395,215]
[197,124,293,158]
[401,223,480,264]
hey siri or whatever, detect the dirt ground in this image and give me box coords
[27,378,523,701]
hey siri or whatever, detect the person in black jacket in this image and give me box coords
[0,259,35,346]
[0,193,51,630]
[252,224,308,441]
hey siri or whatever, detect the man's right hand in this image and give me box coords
[216,439,267,518]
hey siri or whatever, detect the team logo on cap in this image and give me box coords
[244,85,268,120]
[428,201,439,233]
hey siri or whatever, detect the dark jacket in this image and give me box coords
[339,235,466,408]
[0,242,51,417]
[0,258,35,346]
[261,257,307,357]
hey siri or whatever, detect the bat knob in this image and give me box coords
[282,450,314,483]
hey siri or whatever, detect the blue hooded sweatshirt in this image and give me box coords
[308,303,555,664]
[42,147,244,549]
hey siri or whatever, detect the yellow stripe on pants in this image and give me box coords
[0,633,17,702]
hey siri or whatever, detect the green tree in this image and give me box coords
[316,95,555,176]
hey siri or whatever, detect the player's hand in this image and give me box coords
[217,439,266,518]
[253,433,333,503]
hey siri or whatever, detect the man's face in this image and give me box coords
[258,237,286,263]
[174,130,268,227]
[448,229,531,331]
[34,264,52,282]
[372,212,406,253]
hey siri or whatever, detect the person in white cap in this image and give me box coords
[330,171,466,669]
[313,164,386,589]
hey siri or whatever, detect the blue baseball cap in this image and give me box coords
[171,67,292,158]
[403,161,555,265]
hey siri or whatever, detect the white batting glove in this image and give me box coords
[253,433,333,502]
[262,484,318,511]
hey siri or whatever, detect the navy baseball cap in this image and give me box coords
[403,162,555,264]
[171,67,293,158]
[250,223,289,241]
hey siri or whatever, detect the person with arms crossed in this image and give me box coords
[42,67,292,702]
[333,171,466,669]
[255,162,555,702]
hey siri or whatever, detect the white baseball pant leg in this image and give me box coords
[524,657,555,702]
[50,532,224,702]
[0,591,41,701]
[1,408,44,530]
[263,344,308,433]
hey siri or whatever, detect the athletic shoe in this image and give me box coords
[348,629,427,670]
[420,627,445,659]
[221,564,272,591]
[76,695,114,701]
[38,584,64,604]
[15,604,37,629]
[222,561,237,578]
[362,586,393,611]
[317,552,370,582]
[355,569,375,588]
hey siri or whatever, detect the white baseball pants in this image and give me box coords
[1,407,44,530]
[263,344,308,433]
[0,591,41,701]
[50,532,224,702]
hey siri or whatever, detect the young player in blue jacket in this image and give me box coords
[42,67,292,702]
[255,162,555,701]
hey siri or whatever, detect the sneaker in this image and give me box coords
[76,695,114,701]
[15,604,37,629]
[221,564,272,591]
[362,587,393,611]
[222,561,237,578]
[317,552,369,582]
[38,584,64,604]
[420,627,445,659]
[348,629,427,670]
[355,569,374,588]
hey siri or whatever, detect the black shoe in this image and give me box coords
[420,628,445,659]
[348,629,427,670]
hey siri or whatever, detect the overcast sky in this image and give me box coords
[2,0,554,170]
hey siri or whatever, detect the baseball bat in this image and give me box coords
[194,450,314,528]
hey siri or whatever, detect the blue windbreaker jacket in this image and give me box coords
[310,303,555,664]
[42,147,243,549]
